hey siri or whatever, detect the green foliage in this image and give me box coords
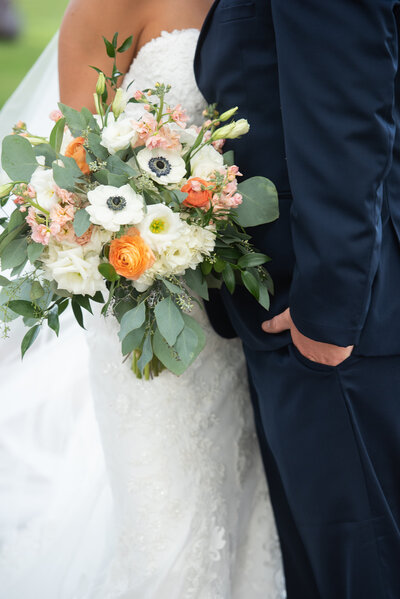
[27,242,45,264]
[235,177,279,228]
[73,209,91,237]
[1,135,38,182]
[237,252,270,268]
[98,262,119,282]
[34,143,57,167]
[21,325,41,358]
[49,117,66,153]
[154,297,184,346]
[184,267,209,300]
[1,238,27,269]
[121,324,146,355]
[241,270,259,300]
[222,262,236,294]
[58,103,86,137]
[118,302,146,340]
[137,332,153,373]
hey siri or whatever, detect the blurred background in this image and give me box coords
[0,0,68,108]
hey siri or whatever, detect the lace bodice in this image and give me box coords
[122,29,207,125]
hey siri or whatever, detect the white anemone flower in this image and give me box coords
[137,204,183,252]
[137,148,187,185]
[86,184,145,232]
[30,166,59,212]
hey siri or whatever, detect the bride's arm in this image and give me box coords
[59,0,145,110]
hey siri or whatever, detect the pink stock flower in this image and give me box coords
[144,104,151,111]
[26,185,36,199]
[167,104,188,128]
[13,196,25,206]
[49,110,63,122]
[26,206,38,228]
[212,139,226,152]
[75,225,93,246]
[54,185,76,205]
[50,203,75,226]
[133,114,159,142]
[51,221,76,243]
[31,223,51,245]
[133,90,144,101]
[145,125,182,151]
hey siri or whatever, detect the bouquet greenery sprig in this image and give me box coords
[0,33,279,379]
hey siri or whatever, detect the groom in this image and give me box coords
[195,1,400,597]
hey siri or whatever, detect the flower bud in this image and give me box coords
[93,92,104,117]
[112,88,128,119]
[211,119,250,141]
[96,72,106,96]
[0,182,14,198]
[219,106,239,122]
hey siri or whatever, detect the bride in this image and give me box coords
[0,0,285,597]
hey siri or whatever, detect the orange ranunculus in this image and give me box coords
[109,228,155,279]
[181,177,213,208]
[65,136,91,175]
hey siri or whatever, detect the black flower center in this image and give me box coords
[149,156,172,177]
[107,195,127,211]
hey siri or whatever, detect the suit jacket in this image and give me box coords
[195,0,400,354]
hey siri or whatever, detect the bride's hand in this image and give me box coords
[261,308,354,367]
[58,0,142,110]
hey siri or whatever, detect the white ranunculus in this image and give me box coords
[137,204,183,252]
[30,166,59,212]
[190,144,224,179]
[42,241,106,296]
[137,148,187,185]
[132,222,216,292]
[100,114,138,155]
[86,184,144,232]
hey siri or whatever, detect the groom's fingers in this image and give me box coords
[262,308,292,333]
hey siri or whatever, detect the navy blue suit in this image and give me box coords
[195,1,400,597]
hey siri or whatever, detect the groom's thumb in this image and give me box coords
[262,308,291,334]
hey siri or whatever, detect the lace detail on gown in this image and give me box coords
[86,28,285,599]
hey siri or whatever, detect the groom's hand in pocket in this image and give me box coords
[262,308,354,367]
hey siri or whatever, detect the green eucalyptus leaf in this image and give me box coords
[223,150,235,167]
[154,296,184,346]
[183,267,209,300]
[93,170,109,185]
[73,209,91,237]
[58,103,86,136]
[34,143,57,167]
[161,278,183,294]
[10,258,28,277]
[27,242,44,264]
[1,134,38,182]
[137,332,153,373]
[119,302,146,340]
[30,281,44,301]
[121,324,146,355]
[8,299,39,318]
[235,177,279,228]
[107,155,138,177]
[175,324,199,366]
[8,208,24,231]
[87,132,109,161]
[1,237,27,269]
[49,117,66,153]
[21,325,40,358]
[0,275,11,286]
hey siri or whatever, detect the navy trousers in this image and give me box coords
[244,344,400,599]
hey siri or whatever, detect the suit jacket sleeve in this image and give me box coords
[270,0,398,346]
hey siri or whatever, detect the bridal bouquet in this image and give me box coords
[0,34,278,379]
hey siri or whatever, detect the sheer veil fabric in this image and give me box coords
[0,29,285,598]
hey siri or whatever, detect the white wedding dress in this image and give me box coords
[0,29,285,599]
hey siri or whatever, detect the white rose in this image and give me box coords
[86,184,144,232]
[190,144,224,179]
[137,204,183,252]
[100,114,138,155]
[43,241,106,296]
[30,167,58,212]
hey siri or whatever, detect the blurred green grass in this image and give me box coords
[0,0,68,108]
